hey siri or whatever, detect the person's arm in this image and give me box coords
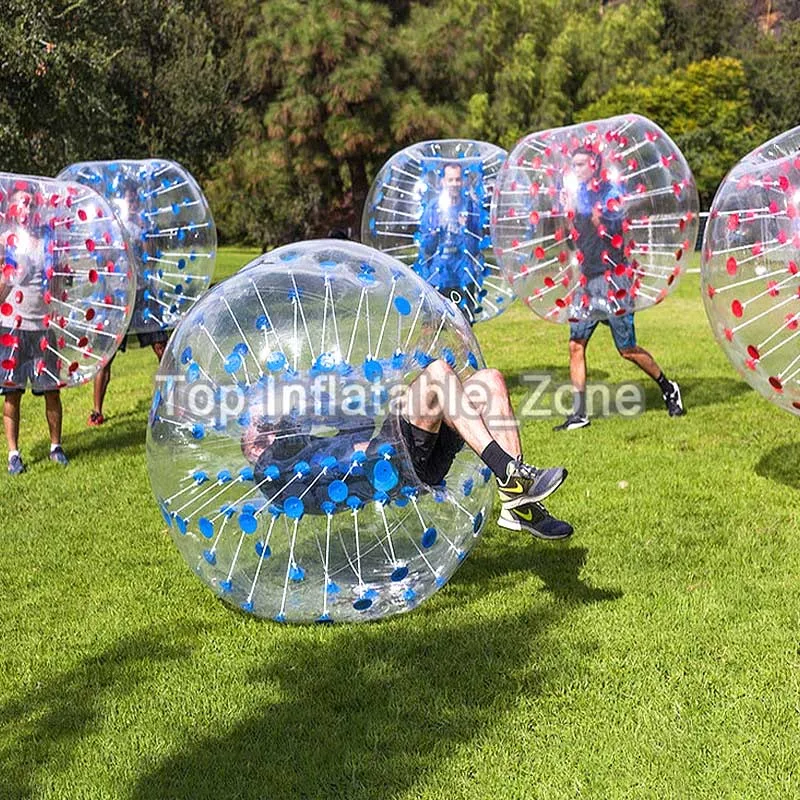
[417,201,440,263]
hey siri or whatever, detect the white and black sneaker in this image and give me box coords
[553,414,590,432]
[662,380,685,417]
[497,459,568,508]
[497,501,573,541]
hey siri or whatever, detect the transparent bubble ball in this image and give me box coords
[58,159,216,334]
[491,114,699,323]
[362,140,512,325]
[147,240,495,623]
[702,125,800,416]
[0,171,135,391]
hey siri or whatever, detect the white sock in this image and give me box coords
[9,450,20,460]
[50,443,61,453]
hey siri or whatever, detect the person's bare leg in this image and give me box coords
[152,341,166,362]
[403,360,494,455]
[93,362,112,415]
[462,368,521,456]
[44,391,63,445]
[569,339,588,394]
[4,391,22,453]
[619,346,661,380]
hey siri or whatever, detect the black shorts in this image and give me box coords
[136,329,170,348]
[399,416,464,486]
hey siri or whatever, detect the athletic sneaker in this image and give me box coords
[497,501,574,541]
[49,446,69,466]
[87,410,105,426]
[497,458,567,508]
[553,414,590,431]
[662,380,685,417]
[8,454,25,475]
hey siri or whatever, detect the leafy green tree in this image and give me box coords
[658,0,755,64]
[458,0,668,148]
[239,0,397,227]
[742,19,800,140]
[0,0,124,174]
[581,57,769,206]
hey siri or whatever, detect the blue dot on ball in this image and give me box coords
[203,549,216,565]
[198,517,214,538]
[289,564,305,582]
[394,296,412,315]
[328,480,348,503]
[224,353,242,374]
[372,460,398,492]
[421,527,437,548]
[239,513,258,534]
[353,596,373,611]
[284,496,305,519]
[255,541,272,559]
[267,352,286,371]
[391,565,409,582]
[363,358,383,382]
[473,511,484,533]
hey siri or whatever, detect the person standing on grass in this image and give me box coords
[553,146,685,431]
[88,187,169,426]
[0,188,68,474]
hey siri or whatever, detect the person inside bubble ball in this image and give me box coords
[242,360,573,540]
[554,146,685,431]
[0,188,68,474]
[89,185,169,426]
[417,163,484,325]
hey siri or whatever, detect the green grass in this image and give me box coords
[2,249,799,799]
[213,245,262,282]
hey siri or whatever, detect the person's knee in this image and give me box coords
[618,347,640,361]
[3,391,22,410]
[476,368,506,395]
[424,358,455,383]
[569,339,586,357]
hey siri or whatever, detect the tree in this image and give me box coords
[239,0,397,230]
[742,19,800,140]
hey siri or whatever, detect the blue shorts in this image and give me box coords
[570,313,637,350]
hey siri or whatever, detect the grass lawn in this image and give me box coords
[2,248,799,799]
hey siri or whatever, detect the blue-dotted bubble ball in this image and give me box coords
[361,139,512,325]
[58,159,216,334]
[146,240,495,623]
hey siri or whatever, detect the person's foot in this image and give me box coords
[7,454,25,475]
[553,414,590,431]
[49,446,69,466]
[87,410,105,426]
[497,458,567,507]
[497,500,573,541]
[662,380,685,417]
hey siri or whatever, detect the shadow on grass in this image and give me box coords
[754,443,800,490]
[0,625,195,800]
[506,364,611,387]
[40,399,152,462]
[638,376,751,415]
[130,545,620,800]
